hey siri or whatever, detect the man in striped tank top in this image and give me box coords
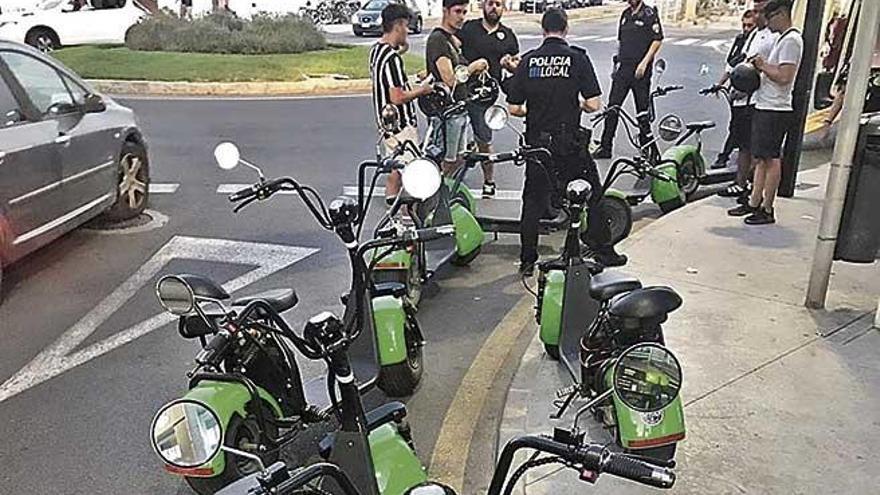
[369,3,433,204]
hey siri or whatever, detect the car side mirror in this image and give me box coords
[82,93,106,114]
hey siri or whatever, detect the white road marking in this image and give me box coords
[118,93,372,102]
[574,35,600,41]
[83,209,169,235]
[701,39,728,49]
[674,38,701,46]
[148,183,180,194]
[341,185,521,201]
[597,35,618,42]
[0,236,318,404]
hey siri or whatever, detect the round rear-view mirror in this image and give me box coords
[214,142,241,171]
[613,343,682,413]
[484,104,509,131]
[156,275,196,316]
[151,400,222,468]
[454,65,470,84]
[657,114,684,142]
[401,158,442,200]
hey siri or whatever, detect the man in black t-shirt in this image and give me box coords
[595,0,663,159]
[425,0,488,175]
[506,8,624,276]
[458,0,520,198]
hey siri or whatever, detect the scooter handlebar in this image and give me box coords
[599,452,676,489]
[407,225,455,243]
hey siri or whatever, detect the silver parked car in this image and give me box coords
[0,40,149,298]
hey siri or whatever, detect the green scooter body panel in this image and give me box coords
[181,381,283,476]
[603,368,686,450]
[445,177,477,213]
[373,295,408,366]
[539,270,566,346]
[662,144,706,176]
[369,423,428,495]
[450,202,484,257]
[650,160,686,206]
[369,247,412,270]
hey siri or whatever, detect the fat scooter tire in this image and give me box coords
[585,196,632,246]
[543,343,560,360]
[378,316,424,397]
[185,413,278,495]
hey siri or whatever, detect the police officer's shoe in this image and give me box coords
[593,146,613,160]
[519,261,535,277]
[594,248,628,268]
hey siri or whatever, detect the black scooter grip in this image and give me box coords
[415,225,455,242]
[603,454,675,489]
[229,185,258,202]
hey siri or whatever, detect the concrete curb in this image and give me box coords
[88,77,372,97]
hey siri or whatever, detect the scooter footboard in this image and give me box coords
[178,381,283,477]
[613,393,686,450]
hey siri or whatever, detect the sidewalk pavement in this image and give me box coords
[497,164,880,494]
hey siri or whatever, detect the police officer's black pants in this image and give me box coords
[520,153,612,264]
[599,66,652,150]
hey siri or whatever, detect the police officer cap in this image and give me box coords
[730,62,761,94]
[443,0,467,8]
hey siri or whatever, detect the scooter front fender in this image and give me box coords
[450,203,484,258]
[603,368,686,450]
[176,381,283,477]
[662,144,705,177]
[445,176,477,213]
[577,188,627,235]
[373,295,408,366]
[369,423,428,495]
[539,270,566,346]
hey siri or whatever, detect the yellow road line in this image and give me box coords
[429,294,534,491]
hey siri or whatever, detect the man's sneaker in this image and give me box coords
[482,181,496,198]
[736,192,751,205]
[744,207,775,225]
[727,204,757,217]
[519,261,535,277]
[719,183,745,197]
[593,147,613,160]
[595,248,628,267]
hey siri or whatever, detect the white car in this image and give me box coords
[0,0,148,52]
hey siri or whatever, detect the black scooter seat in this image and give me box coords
[319,401,408,459]
[177,274,230,300]
[232,288,298,314]
[686,121,716,132]
[373,282,407,299]
[589,271,642,301]
[608,286,682,319]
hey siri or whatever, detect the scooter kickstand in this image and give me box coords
[551,385,578,420]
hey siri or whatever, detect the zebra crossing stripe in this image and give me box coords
[148,183,179,194]
[674,38,701,46]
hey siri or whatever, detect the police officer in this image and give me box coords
[506,8,626,276]
[594,0,664,159]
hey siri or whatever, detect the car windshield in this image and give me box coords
[36,0,65,9]
[363,0,389,11]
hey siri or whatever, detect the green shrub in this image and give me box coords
[126,12,327,55]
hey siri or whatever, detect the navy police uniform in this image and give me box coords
[507,37,613,265]
[598,2,664,152]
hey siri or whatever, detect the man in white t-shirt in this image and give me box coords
[719,1,778,203]
[737,0,802,225]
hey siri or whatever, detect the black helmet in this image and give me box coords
[730,62,761,94]
[467,73,500,106]
[418,83,453,117]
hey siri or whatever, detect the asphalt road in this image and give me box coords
[0,17,790,494]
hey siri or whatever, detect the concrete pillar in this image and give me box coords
[683,0,697,22]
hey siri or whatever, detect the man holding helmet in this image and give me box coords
[506,8,624,277]
[425,0,489,176]
[722,0,778,207]
[458,0,521,198]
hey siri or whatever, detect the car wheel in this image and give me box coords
[353,27,363,36]
[103,141,149,222]
[25,28,59,53]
